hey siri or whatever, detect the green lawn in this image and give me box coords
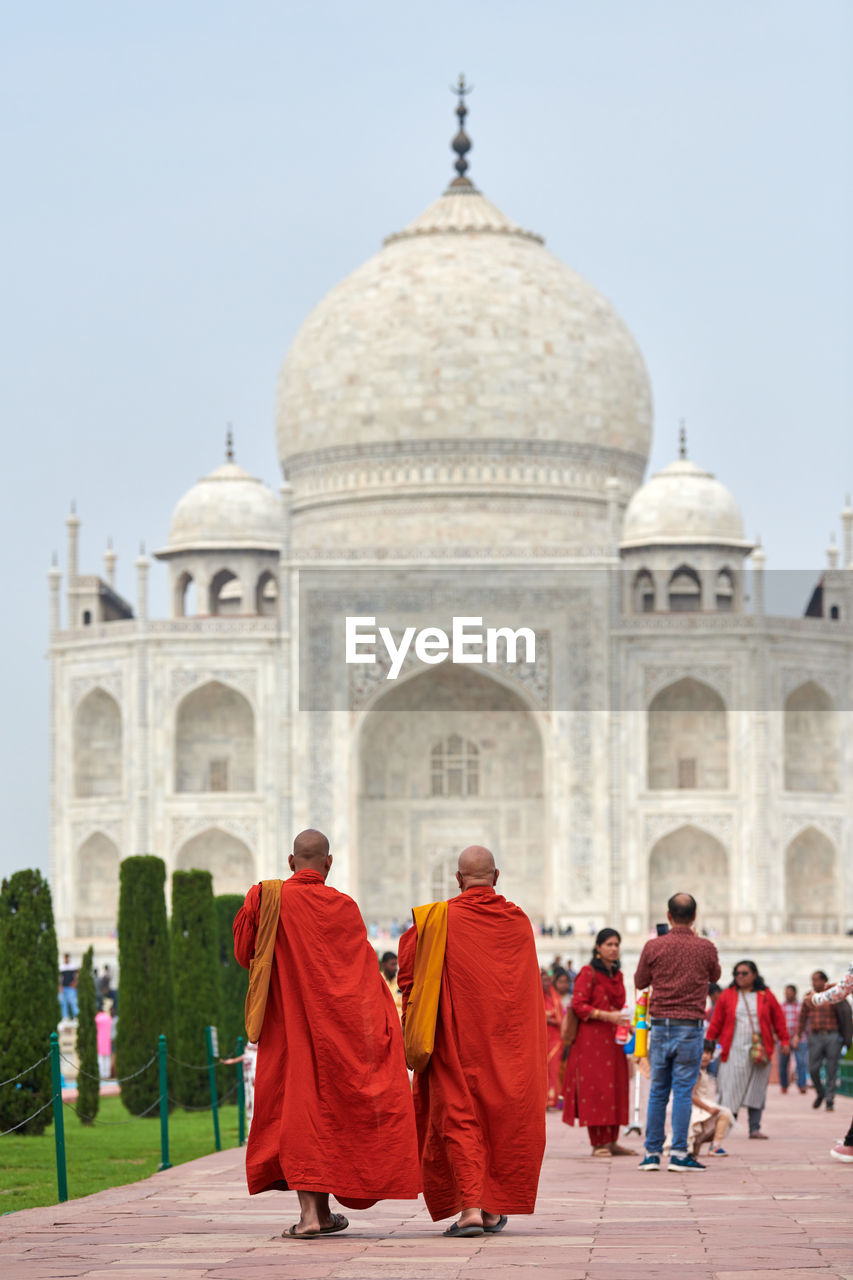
[1,1096,242,1214]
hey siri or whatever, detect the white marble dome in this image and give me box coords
[275,185,653,479]
[621,457,750,548]
[166,462,281,553]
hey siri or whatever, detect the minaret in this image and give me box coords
[752,538,766,617]
[48,554,62,634]
[104,538,117,588]
[66,503,80,626]
[135,542,150,624]
[827,533,839,569]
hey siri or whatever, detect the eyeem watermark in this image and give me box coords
[345,616,536,680]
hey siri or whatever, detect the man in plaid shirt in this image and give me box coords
[793,971,842,1110]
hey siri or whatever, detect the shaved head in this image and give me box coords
[289,829,332,878]
[456,845,499,892]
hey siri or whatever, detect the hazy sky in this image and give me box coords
[1,2,851,880]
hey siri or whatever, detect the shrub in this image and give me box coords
[75,946,99,1123]
[0,870,59,1135]
[115,856,174,1115]
[171,870,222,1108]
[215,894,249,1060]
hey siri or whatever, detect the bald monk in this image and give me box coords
[398,846,546,1236]
[233,830,420,1238]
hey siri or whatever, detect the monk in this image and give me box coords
[398,846,546,1237]
[233,829,420,1238]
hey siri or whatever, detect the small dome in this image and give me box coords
[165,463,281,553]
[621,458,750,549]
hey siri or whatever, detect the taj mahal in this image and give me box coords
[47,87,852,985]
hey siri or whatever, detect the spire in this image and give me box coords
[226,424,234,463]
[678,419,687,460]
[447,73,475,192]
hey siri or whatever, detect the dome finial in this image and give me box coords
[678,419,687,459]
[226,424,234,463]
[448,73,475,191]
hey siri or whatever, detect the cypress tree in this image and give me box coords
[215,894,249,1059]
[115,855,174,1116]
[171,870,222,1107]
[75,946,99,1123]
[0,869,58,1135]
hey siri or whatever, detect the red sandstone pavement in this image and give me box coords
[3,1088,853,1279]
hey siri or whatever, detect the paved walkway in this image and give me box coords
[3,1088,853,1279]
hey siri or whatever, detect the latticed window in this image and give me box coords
[430,735,479,797]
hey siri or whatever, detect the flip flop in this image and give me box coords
[483,1214,508,1234]
[286,1213,349,1238]
[443,1220,485,1237]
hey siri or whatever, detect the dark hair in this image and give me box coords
[729,959,766,991]
[591,927,621,973]
[380,952,397,964]
[667,893,697,924]
[708,983,722,996]
[552,966,569,982]
[814,970,828,982]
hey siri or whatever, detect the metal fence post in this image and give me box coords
[158,1034,172,1170]
[205,1026,221,1152]
[49,1031,68,1202]
[236,1035,245,1146]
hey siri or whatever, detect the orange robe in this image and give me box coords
[398,886,546,1221]
[544,983,565,1108]
[233,870,420,1207]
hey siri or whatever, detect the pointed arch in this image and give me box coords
[74,688,122,797]
[175,680,255,792]
[175,828,255,897]
[633,569,655,613]
[648,824,729,933]
[255,570,278,616]
[175,570,196,618]
[75,832,120,936]
[785,826,838,932]
[647,677,728,790]
[784,681,839,792]
[668,565,701,612]
[209,568,242,615]
[715,568,734,612]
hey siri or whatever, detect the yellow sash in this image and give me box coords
[403,900,448,1072]
[244,879,284,1042]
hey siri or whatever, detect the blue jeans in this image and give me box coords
[645,1023,703,1154]
[59,987,78,1019]
[779,1041,808,1089]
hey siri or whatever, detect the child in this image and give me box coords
[690,1067,733,1158]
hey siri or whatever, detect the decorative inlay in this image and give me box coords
[780,813,843,847]
[643,812,734,849]
[169,668,258,703]
[70,672,123,706]
[170,815,259,852]
[644,664,732,705]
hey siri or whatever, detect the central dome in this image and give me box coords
[277,186,652,472]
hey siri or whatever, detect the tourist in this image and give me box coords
[398,846,545,1237]
[95,999,113,1080]
[58,953,78,1020]
[778,984,808,1094]
[793,971,850,1111]
[561,928,635,1156]
[232,830,419,1238]
[634,893,721,1171]
[802,966,853,1162]
[688,1067,733,1157]
[379,951,403,1019]
[703,960,788,1139]
[543,967,568,1108]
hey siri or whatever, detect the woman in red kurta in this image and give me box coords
[561,928,634,1156]
[543,968,570,1108]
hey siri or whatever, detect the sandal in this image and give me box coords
[286,1212,349,1238]
[592,1146,612,1157]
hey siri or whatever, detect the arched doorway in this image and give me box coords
[357,666,544,929]
[648,824,730,934]
[784,682,839,793]
[175,828,255,897]
[75,833,120,936]
[74,689,122,797]
[647,678,728,790]
[785,827,838,933]
[175,681,255,793]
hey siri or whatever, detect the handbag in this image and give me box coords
[244,879,284,1042]
[741,991,767,1066]
[560,971,596,1046]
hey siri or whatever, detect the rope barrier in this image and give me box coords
[0,1054,51,1090]
[62,1094,162,1125]
[167,1054,220,1072]
[58,1052,157,1085]
[0,1095,57,1137]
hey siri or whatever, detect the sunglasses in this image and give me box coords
[734,969,752,977]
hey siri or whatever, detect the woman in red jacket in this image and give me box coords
[702,959,789,1139]
[561,929,635,1156]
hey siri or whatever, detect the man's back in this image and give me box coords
[398,884,546,1222]
[634,928,720,1019]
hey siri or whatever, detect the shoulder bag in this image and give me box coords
[561,971,596,1047]
[742,991,767,1066]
